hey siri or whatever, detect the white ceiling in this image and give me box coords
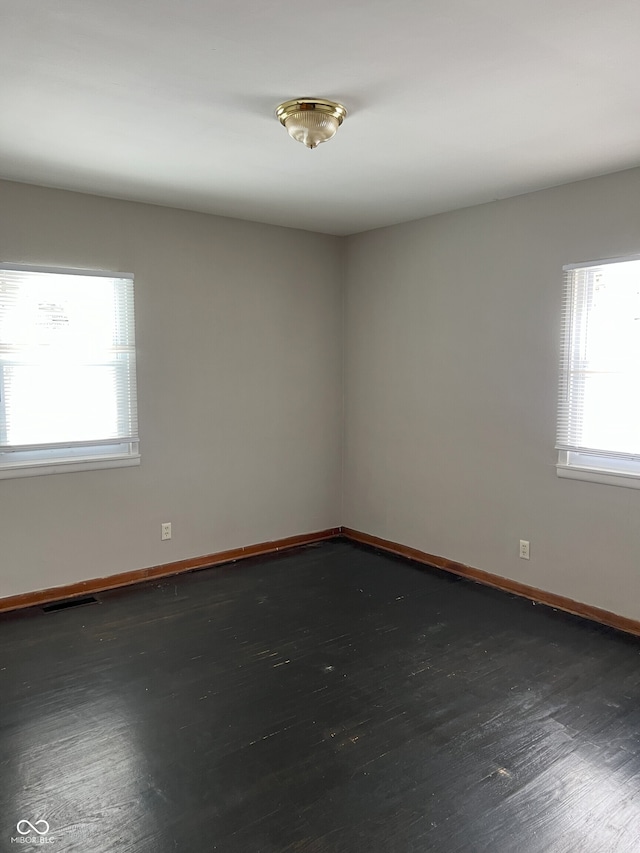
[2,0,640,235]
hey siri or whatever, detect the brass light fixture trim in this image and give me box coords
[275,98,347,149]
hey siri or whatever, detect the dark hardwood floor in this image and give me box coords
[1,539,639,852]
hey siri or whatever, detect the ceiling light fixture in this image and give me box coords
[275,98,347,149]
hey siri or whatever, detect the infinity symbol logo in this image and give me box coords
[16,819,50,836]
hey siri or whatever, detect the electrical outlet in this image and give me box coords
[519,539,530,560]
[161,522,172,541]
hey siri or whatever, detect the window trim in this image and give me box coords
[563,252,640,271]
[0,450,140,480]
[0,263,139,479]
[556,452,640,489]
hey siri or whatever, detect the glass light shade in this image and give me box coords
[276,99,347,149]
[283,111,340,149]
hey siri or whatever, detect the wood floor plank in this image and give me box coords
[1,540,639,851]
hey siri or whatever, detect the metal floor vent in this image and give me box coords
[42,595,100,613]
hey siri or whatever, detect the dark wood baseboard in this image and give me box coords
[342,527,640,638]
[0,527,342,614]
[5,524,639,639]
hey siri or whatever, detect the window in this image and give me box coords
[557,254,640,487]
[0,264,139,479]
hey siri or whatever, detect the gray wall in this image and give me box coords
[343,168,640,621]
[4,168,640,620]
[0,180,343,597]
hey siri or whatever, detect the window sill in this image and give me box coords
[556,463,640,489]
[0,454,140,480]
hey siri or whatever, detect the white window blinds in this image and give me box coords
[0,264,139,477]
[557,255,640,479]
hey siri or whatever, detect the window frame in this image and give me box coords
[556,253,640,489]
[0,263,140,480]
